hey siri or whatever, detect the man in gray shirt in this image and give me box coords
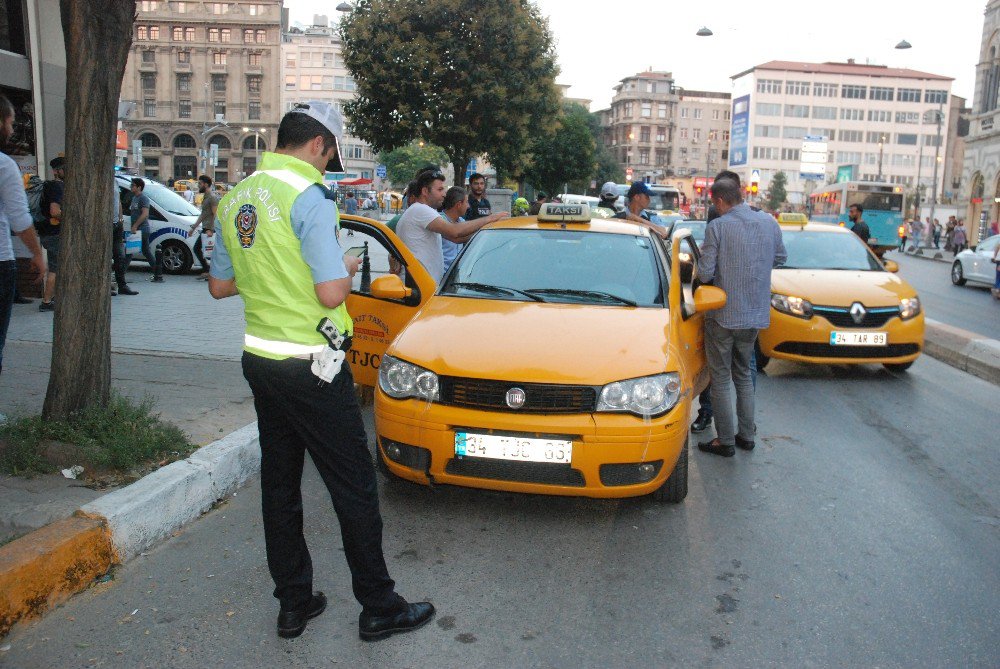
[696,178,786,457]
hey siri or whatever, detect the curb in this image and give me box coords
[0,422,260,637]
[923,319,1000,386]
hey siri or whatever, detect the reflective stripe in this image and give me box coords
[245,334,326,356]
[252,169,315,193]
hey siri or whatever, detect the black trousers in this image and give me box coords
[241,351,401,614]
[193,233,210,271]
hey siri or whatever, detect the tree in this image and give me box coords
[43,0,135,420]
[340,0,561,187]
[379,141,449,187]
[522,103,594,196]
[767,171,788,211]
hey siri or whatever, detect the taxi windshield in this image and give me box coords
[780,230,882,271]
[441,228,664,307]
[143,181,200,217]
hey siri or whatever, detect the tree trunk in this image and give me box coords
[451,152,469,189]
[43,0,136,420]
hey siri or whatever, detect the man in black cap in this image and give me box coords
[528,191,547,216]
[36,156,65,311]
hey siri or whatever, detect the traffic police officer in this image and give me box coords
[208,102,434,641]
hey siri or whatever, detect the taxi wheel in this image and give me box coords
[651,437,688,504]
[883,361,914,373]
[754,340,770,371]
[951,261,966,286]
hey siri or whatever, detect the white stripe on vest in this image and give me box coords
[245,334,326,356]
[251,169,315,193]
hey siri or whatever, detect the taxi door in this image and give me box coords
[667,229,711,394]
[340,214,436,387]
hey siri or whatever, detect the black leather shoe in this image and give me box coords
[735,436,755,451]
[697,438,735,457]
[117,284,139,296]
[277,592,327,639]
[359,601,435,642]
[691,411,713,433]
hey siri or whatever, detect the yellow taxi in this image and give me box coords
[757,222,923,372]
[340,204,725,502]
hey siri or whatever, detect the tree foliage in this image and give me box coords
[522,103,594,196]
[378,141,449,187]
[44,0,135,419]
[340,0,561,186]
[767,171,788,210]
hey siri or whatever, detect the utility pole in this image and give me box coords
[925,102,944,248]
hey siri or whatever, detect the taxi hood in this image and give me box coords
[771,268,914,306]
[389,297,672,385]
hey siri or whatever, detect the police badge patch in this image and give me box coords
[235,203,258,248]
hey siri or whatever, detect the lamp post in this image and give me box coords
[243,126,266,172]
[924,103,944,249]
[876,134,886,181]
[704,131,715,215]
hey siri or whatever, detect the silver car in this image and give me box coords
[951,234,1000,288]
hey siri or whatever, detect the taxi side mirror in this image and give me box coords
[370,274,412,300]
[882,260,899,273]
[693,285,726,312]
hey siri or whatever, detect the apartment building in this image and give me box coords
[121,0,284,183]
[962,0,1000,240]
[672,90,732,179]
[729,60,954,205]
[281,21,375,181]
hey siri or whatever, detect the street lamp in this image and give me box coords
[924,105,945,249]
[895,39,912,50]
[696,27,713,37]
[876,134,886,181]
[336,2,354,11]
[243,126,266,172]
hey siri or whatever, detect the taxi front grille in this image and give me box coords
[775,342,919,359]
[812,305,900,328]
[438,377,597,414]
[445,458,586,486]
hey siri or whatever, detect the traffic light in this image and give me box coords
[750,182,759,195]
[695,186,703,195]
[745,185,751,194]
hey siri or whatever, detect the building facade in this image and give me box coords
[121,0,284,184]
[280,22,376,182]
[728,60,954,206]
[962,0,1000,241]
[672,90,732,180]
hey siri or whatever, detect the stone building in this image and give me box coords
[120,0,284,184]
[962,0,1000,241]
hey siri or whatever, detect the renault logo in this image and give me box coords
[505,387,526,409]
[850,302,867,324]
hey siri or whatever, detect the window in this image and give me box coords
[220,28,231,43]
[842,85,866,99]
[785,80,810,95]
[208,28,220,42]
[754,125,780,137]
[248,4,267,15]
[839,130,863,142]
[208,134,232,149]
[781,148,800,161]
[866,131,888,143]
[657,103,667,118]
[655,149,667,166]
[173,133,197,149]
[213,101,226,118]
[177,73,191,92]
[813,82,838,97]
[300,75,321,90]
[836,151,861,163]
[209,2,229,14]
[139,1,158,9]
[178,100,191,118]
[924,90,947,104]
[923,134,942,147]
[242,75,260,94]
[334,75,355,91]
[784,104,809,118]
[870,86,894,101]
[891,153,916,167]
[840,108,863,121]
[142,50,155,63]
[244,28,255,43]
[812,106,837,120]
[255,29,267,44]
[285,52,297,68]
[639,126,650,142]
[692,128,701,141]
[810,128,834,140]
[139,132,161,148]
[680,107,688,118]
[284,75,296,90]
[185,27,194,41]
[867,109,890,122]
[141,73,156,91]
[177,50,190,63]
[243,135,267,151]
[176,1,186,11]
[641,102,651,118]
[752,146,778,160]
[722,130,729,142]
[783,126,807,139]
[896,133,918,145]
[656,127,665,142]
[756,103,781,116]
[712,109,719,120]
[756,79,782,94]
[209,74,225,93]
[693,109,702,120]
[248,53,261,67]
[639,149,649,164]
[172,26,182,40]
[151,26,160,39]
[248,101,261,120]
[137,26,148,40]
[895,111,919,124]
[143,99,156,117]
[679,128,688,139]
[897,88,920,102]
[213,52,227,66]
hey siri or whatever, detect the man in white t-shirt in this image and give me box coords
[396,168,508,283]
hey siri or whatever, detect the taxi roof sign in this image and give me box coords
[537,202,591,223]
[776,213,808,224]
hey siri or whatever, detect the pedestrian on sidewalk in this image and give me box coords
[208,101,434,641]
[945,216,956,252]
[190,174,218,279]
[992,242,1000,300]
[129,178,159,280]
[933,218,942,249]
[899,219,909,252]
[36,156,65,312]
[909,218,923,251]
[695,177,786,457]
[0,94,46,375]
[952,219,967,255]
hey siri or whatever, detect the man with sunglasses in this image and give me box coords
[396,167,507,283]
[208,102,434,642]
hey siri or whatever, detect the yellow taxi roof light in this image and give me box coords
[537,202,591,223]
[777,213,808,224]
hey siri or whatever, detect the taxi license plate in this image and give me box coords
[455,432,572,464]
[830,331,887,346]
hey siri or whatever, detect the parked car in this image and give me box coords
[951,234,1000,288]
[117,174,201,274]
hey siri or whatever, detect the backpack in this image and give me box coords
[25,175,47,225]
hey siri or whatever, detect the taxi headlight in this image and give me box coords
[771,293,814,319]
[378,355,439,401]
[597,373,681,417]
[899,296,921,320]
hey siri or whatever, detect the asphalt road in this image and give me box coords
[2,353,996,668]
[887,251,1000,338]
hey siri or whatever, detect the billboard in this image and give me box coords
[728,94,750,167]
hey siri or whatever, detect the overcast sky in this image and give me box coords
[287,0,983,109]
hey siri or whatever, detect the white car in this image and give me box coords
[116,174,201,274]
[951,234,1000,288]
